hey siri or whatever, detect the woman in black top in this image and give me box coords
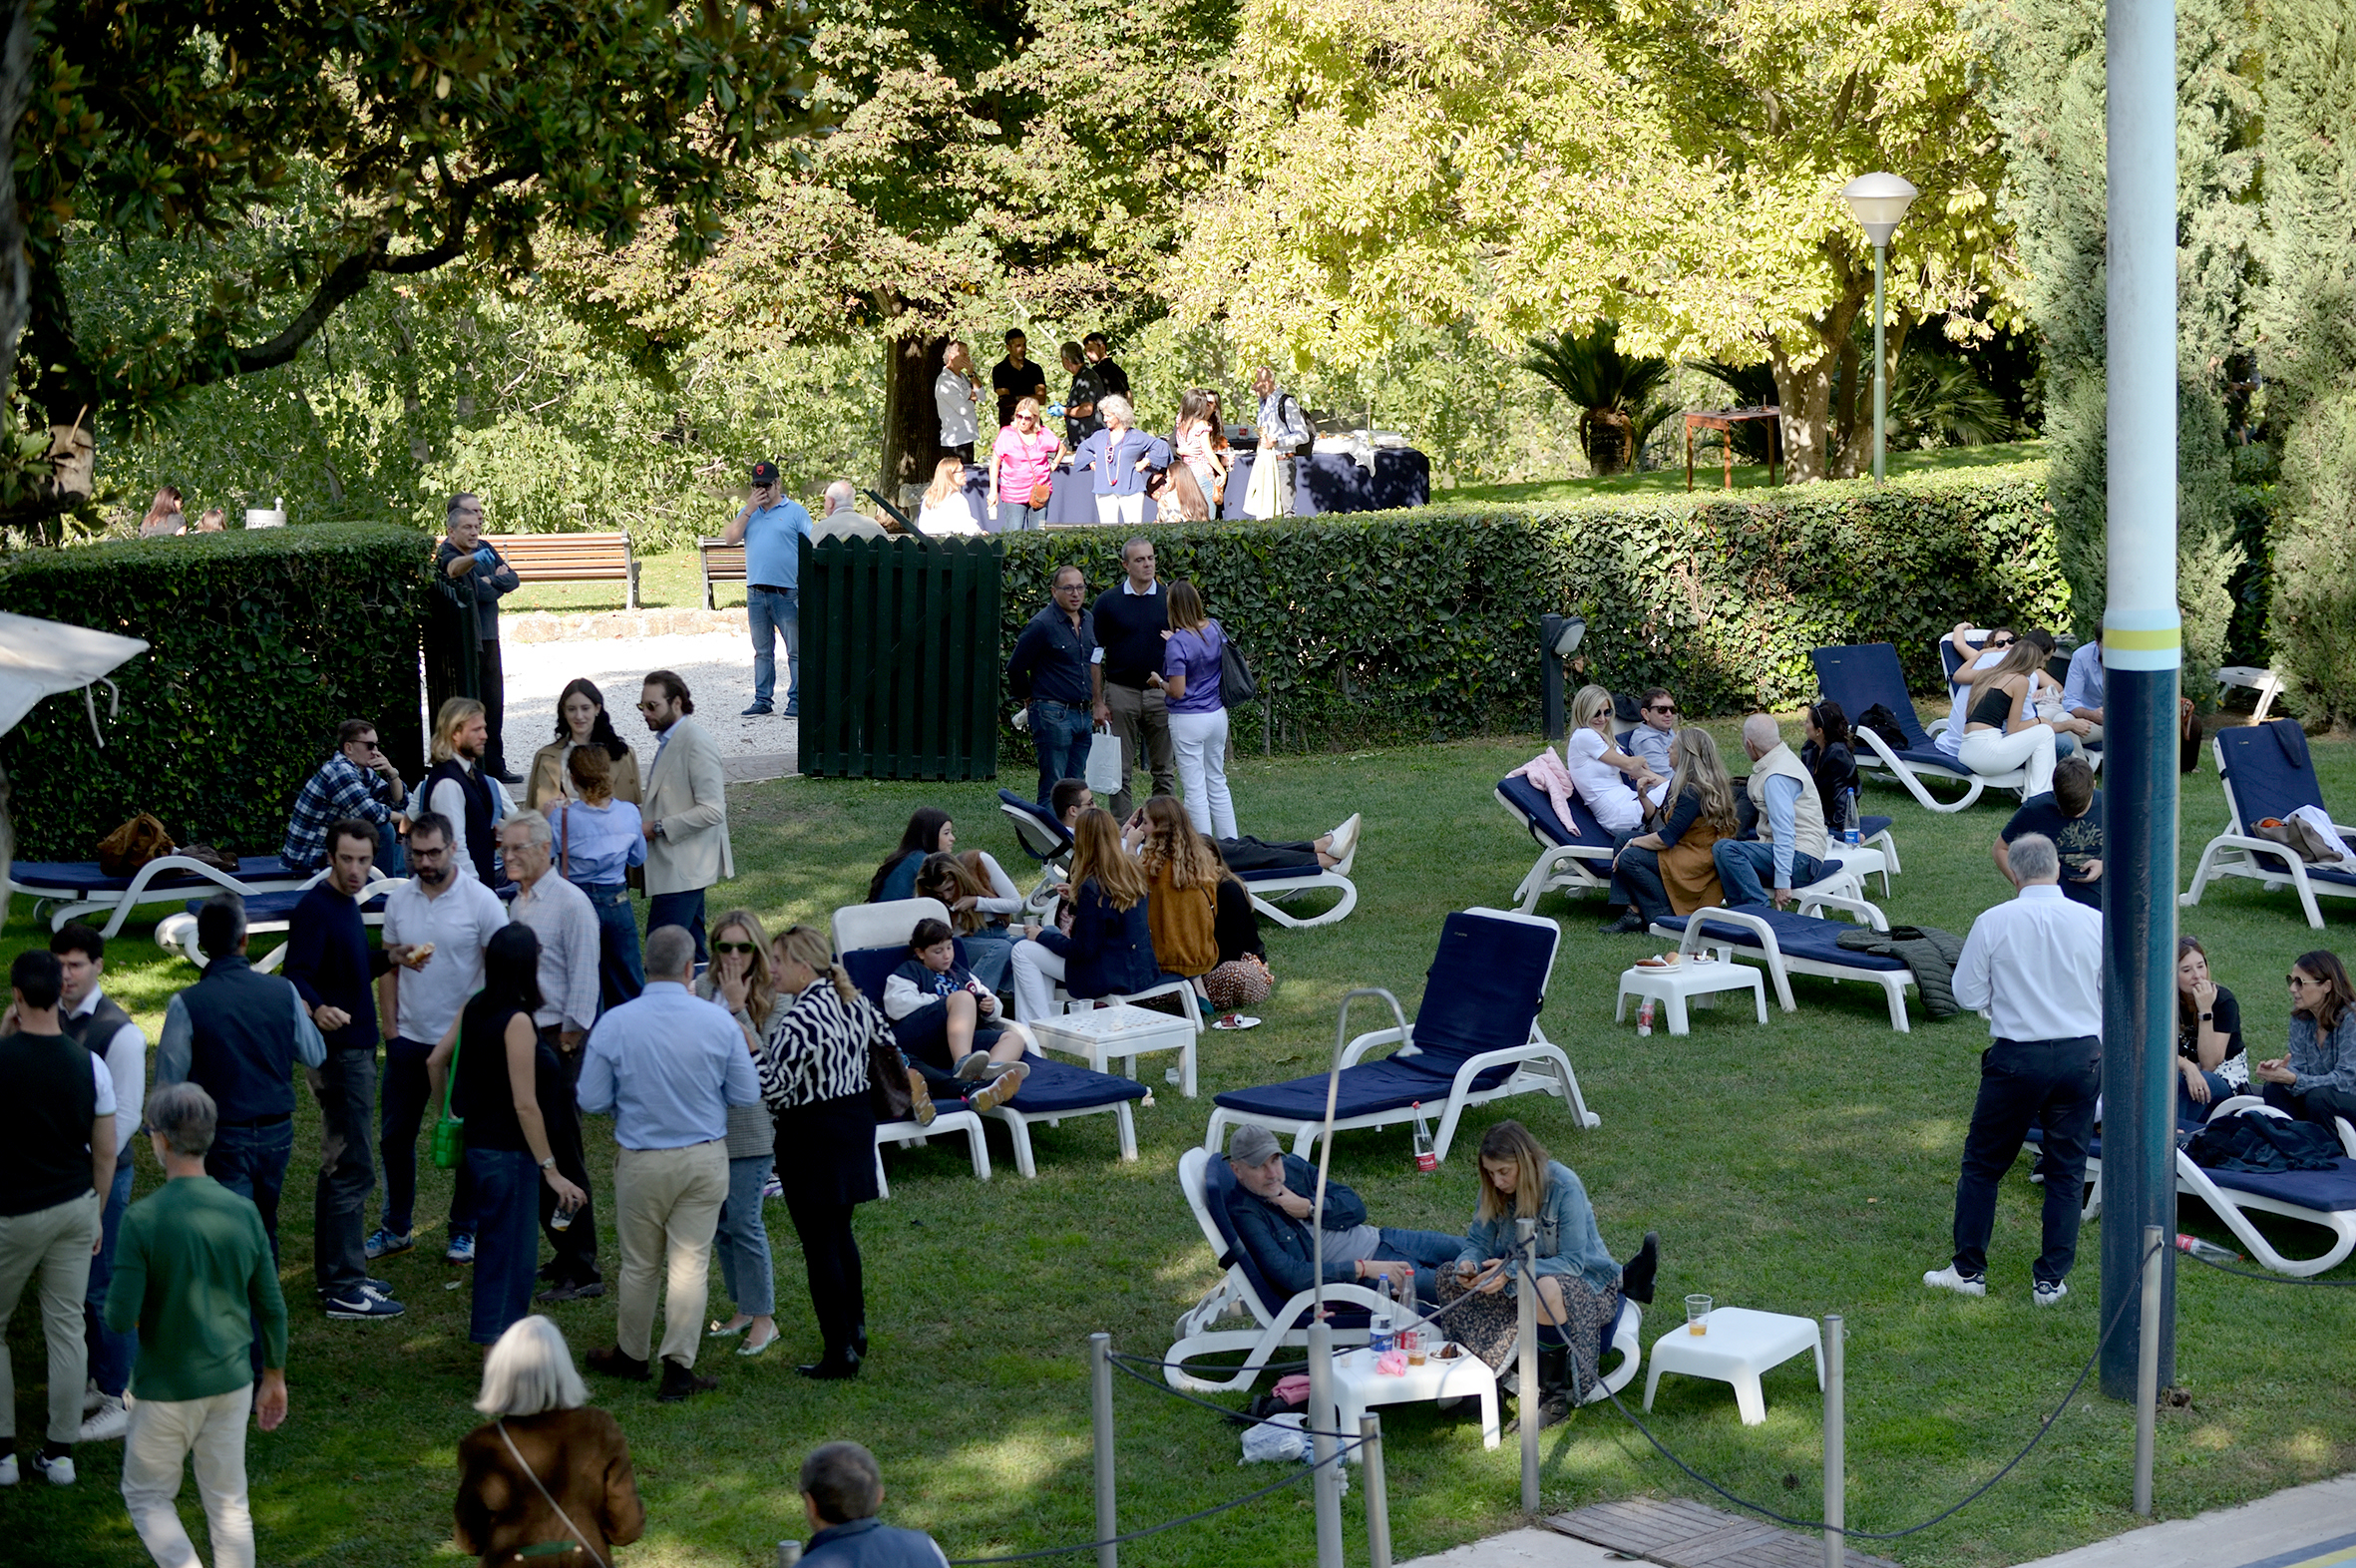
[756,923,884,1379]
[867,808,953,903]
[2175,934,2246,1121]
[433,926,587,1348]
[1203,844,1272,1024]
[1801,701,1859,835]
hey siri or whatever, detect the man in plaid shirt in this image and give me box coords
[280,719,407,873]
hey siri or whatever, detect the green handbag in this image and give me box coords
[431,1030,465,1170]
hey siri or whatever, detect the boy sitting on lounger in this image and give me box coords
[1222,1124,1464,1307]
[881,919,1027,1113]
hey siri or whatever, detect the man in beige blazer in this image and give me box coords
[636,670,732,961]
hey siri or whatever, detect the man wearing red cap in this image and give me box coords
[722,460,813,718]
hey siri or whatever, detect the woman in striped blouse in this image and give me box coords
[758,924,884,1381]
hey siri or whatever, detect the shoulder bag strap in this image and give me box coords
[497,1419,609,1568]
[559,803,572,880]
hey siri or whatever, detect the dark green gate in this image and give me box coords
[800,534,1001,779]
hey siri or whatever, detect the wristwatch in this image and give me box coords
[2199,1011,2214,1021]
[540,1156,557,1171]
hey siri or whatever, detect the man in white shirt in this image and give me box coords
[373,813,510,1267]
[934,340,982,463]
[1927,833,2104,1308]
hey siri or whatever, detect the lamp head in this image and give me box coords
[1841,172,1918,246]
[1553,616,1586,659]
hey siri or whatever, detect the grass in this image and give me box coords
[1447,438,2049,505]
[7,717,2354,1567]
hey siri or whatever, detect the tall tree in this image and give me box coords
[1168,0,2016,481]
[3,0,822,536]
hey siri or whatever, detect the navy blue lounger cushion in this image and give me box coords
[20,853,296,895]
[1201,1152,1370,1329]
[1859,815,1894,844]
[1497,776,1617,851]
[2217,720,2333,827]
[2202,1154,2356,1212]
[1214,1052,1464,1121]
[997,788,1073,856]
[1809,644,1939,752]
[187,884,394,921]
[1654,907,1910,972]
[1237,863,1333,884]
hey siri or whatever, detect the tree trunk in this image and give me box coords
[1769,348,1836,482]
[878,331,942,505]
[0,0,34,403]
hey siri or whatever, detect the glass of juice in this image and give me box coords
[1686,1295,1713,1336]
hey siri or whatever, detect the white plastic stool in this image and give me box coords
[1643,1306,1822,1425]
[1614,958,1767,1035]
[1027,1002,1198,1096]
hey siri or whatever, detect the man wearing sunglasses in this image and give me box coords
[280,719,407,875]
[1628,689,1680,779]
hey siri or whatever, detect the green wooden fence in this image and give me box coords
[800,534,1002,780]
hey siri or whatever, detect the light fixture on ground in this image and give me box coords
[1840,173,1918,483]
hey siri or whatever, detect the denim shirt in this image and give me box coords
[1456,1160,1621,1295]
[2287,1009,2356,1099]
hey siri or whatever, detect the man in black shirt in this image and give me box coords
[434,493,522,782]
[1089,537,1175,819]
[990,328,1048,430]
[1059,343,1105,446]
[1995,755,2103,910]
[1083,332,1129,398]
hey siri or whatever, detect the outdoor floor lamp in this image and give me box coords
[1841,172,1919,483]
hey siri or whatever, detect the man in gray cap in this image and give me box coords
[1220,1124,1464,1306]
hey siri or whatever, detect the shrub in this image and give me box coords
[0,524,428,860]
[999,461,2067,750]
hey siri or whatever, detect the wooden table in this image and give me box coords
[1684,406,1782,490]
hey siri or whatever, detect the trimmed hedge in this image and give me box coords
[0,524,430,861]
[1000,462,2067,750]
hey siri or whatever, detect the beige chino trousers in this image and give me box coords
[612,1141,728,1369]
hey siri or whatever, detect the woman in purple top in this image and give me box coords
[1149,580,1238,838]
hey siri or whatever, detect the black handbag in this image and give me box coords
[1219,631,1258,708]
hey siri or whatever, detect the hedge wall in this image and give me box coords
[999,462,2068,751]
[0,524,430,861]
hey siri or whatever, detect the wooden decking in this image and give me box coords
[1549,1496,1902,1568]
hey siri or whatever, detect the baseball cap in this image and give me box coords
[1226,1125,1283,1168]
[749,460,780,485]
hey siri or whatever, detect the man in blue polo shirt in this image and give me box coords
[723,459,812,718]
[1005,565,1097,806]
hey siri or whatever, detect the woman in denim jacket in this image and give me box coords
[1441,1121,1657,1428]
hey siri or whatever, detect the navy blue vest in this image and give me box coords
[426,757,497,885]
[62,992,136,1169]
[179,956,299,1122]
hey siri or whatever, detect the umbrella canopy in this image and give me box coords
[0,611,149,739]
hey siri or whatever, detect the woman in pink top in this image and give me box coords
[1173,388,1233,520]
[990,397,1065,533]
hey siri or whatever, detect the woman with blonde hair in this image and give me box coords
[1600,727,1739,933]
[1562,684,1660,836]
[756,924,889,1378]
[1442,1121,1659,1428]
[1007,807,1161,1021]
[990,396,1064,532]
[555,745,646,1008]
[1137,796,1221,991]
[1150,579,1239,838]
[695,909,783,1356]
[917,456,982,536]
[455,1316,644,1565]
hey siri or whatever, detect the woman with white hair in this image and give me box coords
[454,1317,644,1566]
[1071,392,1172,528]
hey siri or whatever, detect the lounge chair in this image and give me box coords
[1202,907,1598,1164]
[1812,642,2027,813]
[996,789,1073,915]
[152,873,401,970]
[11,854,317,938]
[872,1108,991,1198]
[2179,720,2356,929]
[1495,777,1619,911]
[1649,894,1924,1032]
[834,899,1147,1179]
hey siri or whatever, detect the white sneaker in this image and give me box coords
[82,1378,103,1416]
[30,1451,73,1485]
[2034,1280,2070,1308]
[1328,814,1363,869]
[1923,1265,1987,1298]
[78,1395,130,1442]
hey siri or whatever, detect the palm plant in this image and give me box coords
[1520,321,1674,476]
[1887,345,2014,448]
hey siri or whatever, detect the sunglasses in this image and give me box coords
[1647,704,1677,715]
[714,941,758,957]
[2289,974,2319,987]
[1988,636,2016,649]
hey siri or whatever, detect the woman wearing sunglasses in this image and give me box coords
[695,910,783,1357]
[2254,951,2356,1128]
[988,396,1065,533]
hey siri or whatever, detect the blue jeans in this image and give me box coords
[716,1153,777,1318]
[207,1117,292,1372]
[376,819,407,876]
[997,500,1041,532]
[2178,1067,2238,1125]
[583,883,645,1012]
[647,889,707,964]
[1374,1226,1471,1310]
[1712,840,1826,907]
[963,930,1014,993]
[1029,699,1094,805]
[749,586,800,710]
[379,1036,477,1239]
[465,1146,543,1346]
[1952,1035,2101,1285]
[82,1161,136,1396]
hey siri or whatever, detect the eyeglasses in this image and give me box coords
[637,699,665,711]
[713,941,757,957]
[1647,704,1677,715]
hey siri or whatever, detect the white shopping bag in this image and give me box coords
[1243,451,1280,519]
[1085,724,1125,795]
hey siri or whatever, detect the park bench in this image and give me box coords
[485,532,640,608]
[697,537,747,609]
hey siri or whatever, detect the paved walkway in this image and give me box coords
[498,626,798,784]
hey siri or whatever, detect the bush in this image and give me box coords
[0,524,428,861]
[999,461,2067,750]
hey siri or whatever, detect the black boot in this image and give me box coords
[1596,910,1646,935]
[656,1357,717,1402]
[798,1345,863,1380]
[1620,1232,1660,1306]
[1536,1345,1573,1427]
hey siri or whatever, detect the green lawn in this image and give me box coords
[1448,439,2049,505]
[505,552,741,614]
[6,719,2351,1568]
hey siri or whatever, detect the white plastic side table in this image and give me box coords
[1027,1002,1198,1097]
[1642,1306,1822,1425]
[1321,1345,1499,1460]
[1614,958,1767,1035]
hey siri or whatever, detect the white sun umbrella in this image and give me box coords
[0,610,149,743]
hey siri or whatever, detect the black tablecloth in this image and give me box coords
[957,448,1430,531]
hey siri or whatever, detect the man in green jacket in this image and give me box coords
[106,1082,288,1568]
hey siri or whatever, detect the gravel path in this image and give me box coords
[497,628,798,779]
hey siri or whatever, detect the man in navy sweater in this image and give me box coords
[1089,537,1175,819]
[280,820,404,1322]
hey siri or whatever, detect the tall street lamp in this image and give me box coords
[1841,173,1918,483]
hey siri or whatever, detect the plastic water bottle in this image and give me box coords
[1411,1101,1436,1173]
[1842,788,1861,848]
[1637,997,1656,1037]
[2176,1233,2239,1263]
[1369,1276,1394,1354]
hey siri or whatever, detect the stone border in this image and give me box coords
[507,607,748,643]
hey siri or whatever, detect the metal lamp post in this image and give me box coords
[1840,173,1919,483]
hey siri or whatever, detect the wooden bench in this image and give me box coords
[698,538,747,610]
[485,532,640,608]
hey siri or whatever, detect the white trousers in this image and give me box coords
[1168,707,1238,839]
[122,1386,254,1568]
[1010,940,1068,1023]
[1958,723,2058,801]
[1093,493,1147,528]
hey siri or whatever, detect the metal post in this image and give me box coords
[1539,612,1567,742]
[2099,0,2181,1402]
[1089,1333,1118,1568]
[1517,1216,1540,1515]
[1871,243,1888,483]
[1363,1412,1393,1568]
[1307,1320,1345,1568]
[1822,1316,1844,1568]
[2135,1226,2163,1514]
